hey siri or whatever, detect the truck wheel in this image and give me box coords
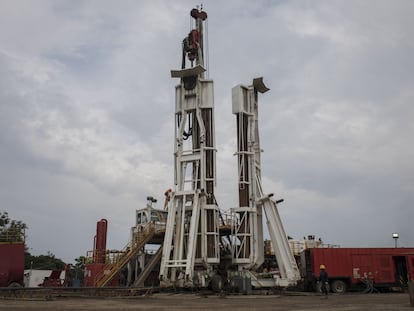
[331,280,347,294]
[8,282,22,288]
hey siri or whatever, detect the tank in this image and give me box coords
[94,219,107,264]
[0,243,25,287]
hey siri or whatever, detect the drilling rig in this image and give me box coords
[160,7,300,290]
[159,7,220,288]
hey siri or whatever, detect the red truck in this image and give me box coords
[0,243,25,287]
[300,247,414,293]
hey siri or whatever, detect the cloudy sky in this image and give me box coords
[1,0,413,263]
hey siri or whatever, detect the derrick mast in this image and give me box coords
[231,79,268,269]
[159,7,220,288]
[232,79,300,287]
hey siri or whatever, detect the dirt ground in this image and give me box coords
[0,293,412,311]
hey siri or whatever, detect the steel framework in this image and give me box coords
[231,78,301,286]
[160,7,300,289]
[159,7,220,288]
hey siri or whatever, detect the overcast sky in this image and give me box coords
[1,0,413,263]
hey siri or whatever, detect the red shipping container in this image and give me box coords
[304,247,414,293]
[0,243,25,287]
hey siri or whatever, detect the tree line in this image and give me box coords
[2,211,85,281]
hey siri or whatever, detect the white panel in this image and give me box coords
[175,85,181,112]
[184,94,197,110]
[200,80,214,108]
[232,84,248,114]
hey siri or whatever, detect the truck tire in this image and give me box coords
[331,280,347,294]
[8,282,22,288]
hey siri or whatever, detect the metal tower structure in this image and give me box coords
[231,79,301,287]
[159,7,220,288]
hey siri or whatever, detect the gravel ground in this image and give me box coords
[0,293,412,311]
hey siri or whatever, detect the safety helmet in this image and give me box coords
[319,264,326,270]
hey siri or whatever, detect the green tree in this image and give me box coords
[69,256,86,282]
[0,211,26,243]
[25,251,65,270]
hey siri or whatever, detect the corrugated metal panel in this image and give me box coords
[310,248,414,285]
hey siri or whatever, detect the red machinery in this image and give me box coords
[0,243,25,287]
[84,219,108,286]
[84,219,120,287]
[93,219,107,264]
[40,270,66,287]
[181,7,207,69]
[302,247,414,293]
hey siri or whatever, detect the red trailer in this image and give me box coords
[0,243,25,287]
[301,247,414,293]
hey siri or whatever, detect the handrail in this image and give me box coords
[0,229,25,243]
[93,223,156,287]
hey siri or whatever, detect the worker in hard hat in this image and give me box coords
[319,264,329,298]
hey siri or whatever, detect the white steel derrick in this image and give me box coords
[159,8,219,288]
[159,78,219,287]
[231,78,301,286]
[231,84,264,268]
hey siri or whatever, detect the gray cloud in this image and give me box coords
[1,0,413,262]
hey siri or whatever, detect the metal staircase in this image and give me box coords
[133,243,163,287]
[94,222,155,287]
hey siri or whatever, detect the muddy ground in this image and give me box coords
[0,292,413,311]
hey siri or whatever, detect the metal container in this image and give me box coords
[408,281,414,306]
[304,247,414,293]
[0,243,25,287]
